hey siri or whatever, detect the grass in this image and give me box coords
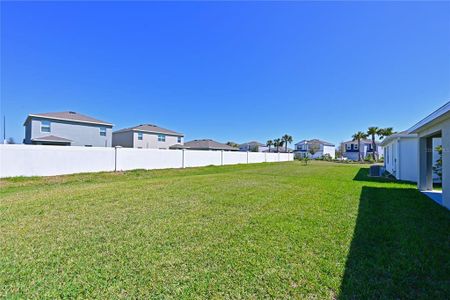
[1,161,449,299]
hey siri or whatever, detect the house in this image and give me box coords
[343,139,383,161]
[381,131,441,183]
[381,132,418,182]
[408,101,449,209]
[182,139,239,151]
[293,139,335,159]
[23,111,113,147]
[239,141,268,152]
[263,147,294,153]
[112,124,183,149]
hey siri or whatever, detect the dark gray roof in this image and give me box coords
[169,144,186,149]
[114,124,183,136]
[184,139,239,151]
[26,111,112,126]
[31,135,72,143]
[296,139,335,147]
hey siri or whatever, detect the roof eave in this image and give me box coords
[408,101,450,133]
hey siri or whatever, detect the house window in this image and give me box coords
[41,120,51,132]
[177,136,182,143]
[346,144,351,150]
[100,127,106,136]
[354,144,359,150]
[158,134,166,142]
[137,132,143,140]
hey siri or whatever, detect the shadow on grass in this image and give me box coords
[339,186,450,299]
[352,168,414,185]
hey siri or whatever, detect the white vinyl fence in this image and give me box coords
[0,145,293,178]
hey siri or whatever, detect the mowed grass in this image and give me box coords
[1,161,449,299]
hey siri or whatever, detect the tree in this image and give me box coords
[273,138,281,152]
[378,127,395,140]
[336,142,346,159]
[226,141,239,148]
[282,134,293,153]
[266,140,273,152]
[352,131,368,162]
[367,127,379,161]
[249,145,259,152]
[433,145,443,182]
[308,143,320,157]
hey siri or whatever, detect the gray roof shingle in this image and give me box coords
[26,111,112,126]
[114,124,183,136]
[31,135,72,143]
[184,139,239,151]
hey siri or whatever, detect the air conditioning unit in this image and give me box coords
[369,165,383,177]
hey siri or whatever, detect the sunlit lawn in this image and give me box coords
[1,161,449,298]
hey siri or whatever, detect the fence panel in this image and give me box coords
[0,145,294,178]
[116,148,183,171]
[0,144,115,177]
[184,149,222,168]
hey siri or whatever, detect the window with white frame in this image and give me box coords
[41,120,51,132]
[177,136,182,143]
[354,144,359,150]
[158,134,166,142]
[137,132,143,140]
[346,144,351,150]
[99,127,106,136]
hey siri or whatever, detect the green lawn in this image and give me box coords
[1,161,449,299]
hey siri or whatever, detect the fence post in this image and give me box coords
[247,151,249,164]
[265,152,267,163]
[182,149,185,168]
[114,146,122,172]
[278,152,280,162]
[221,150,224,166]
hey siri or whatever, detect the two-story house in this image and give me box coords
[239,141,269,152]
[112,124,184,149]
[343,139,383,161]
[23,111,113,146]
[293,139,335,159]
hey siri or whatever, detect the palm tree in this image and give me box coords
[367,127,379,161]
[378,127,394,139]
[273,138,281,152]
[352,131,368,162]
[282,134,293,153]
[266,140,273,152]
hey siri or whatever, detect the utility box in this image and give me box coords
[369,165,382,177]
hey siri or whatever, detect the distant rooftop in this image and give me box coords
[114,124,183,136]
[295,139,335,147]
[184,139,239,151]
[25,111,112,126]
[240,141,265,147]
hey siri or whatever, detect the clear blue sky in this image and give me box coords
[1,1,449,146]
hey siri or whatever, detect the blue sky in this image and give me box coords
[1,1,449,146]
